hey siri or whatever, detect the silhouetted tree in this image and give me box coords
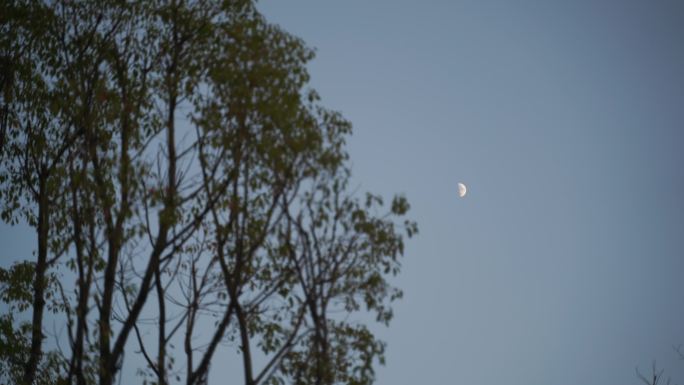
[0,1,416,385]
[637,362,672,385]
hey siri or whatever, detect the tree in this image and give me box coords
[1,2,81,383]
[636,362,671,385]
[0,1,417,385]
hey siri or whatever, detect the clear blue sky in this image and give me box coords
[1,1,683,384]
[258,1,684,384]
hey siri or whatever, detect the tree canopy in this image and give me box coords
[0,1,416,385]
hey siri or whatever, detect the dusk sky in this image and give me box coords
[258,1,684,384]
[1,1,684,385]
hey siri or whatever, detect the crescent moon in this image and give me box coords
[458,182,467,198]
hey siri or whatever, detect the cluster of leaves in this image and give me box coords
[0,263,64,385]
[0,1,416,385]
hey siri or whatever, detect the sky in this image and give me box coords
[1,1,683,384]
[257,1,684,384]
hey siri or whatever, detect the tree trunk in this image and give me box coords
[23,173,49,385]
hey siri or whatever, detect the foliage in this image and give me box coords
[0,1,416,385]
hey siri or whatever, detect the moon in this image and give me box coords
[457,182,467,198]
